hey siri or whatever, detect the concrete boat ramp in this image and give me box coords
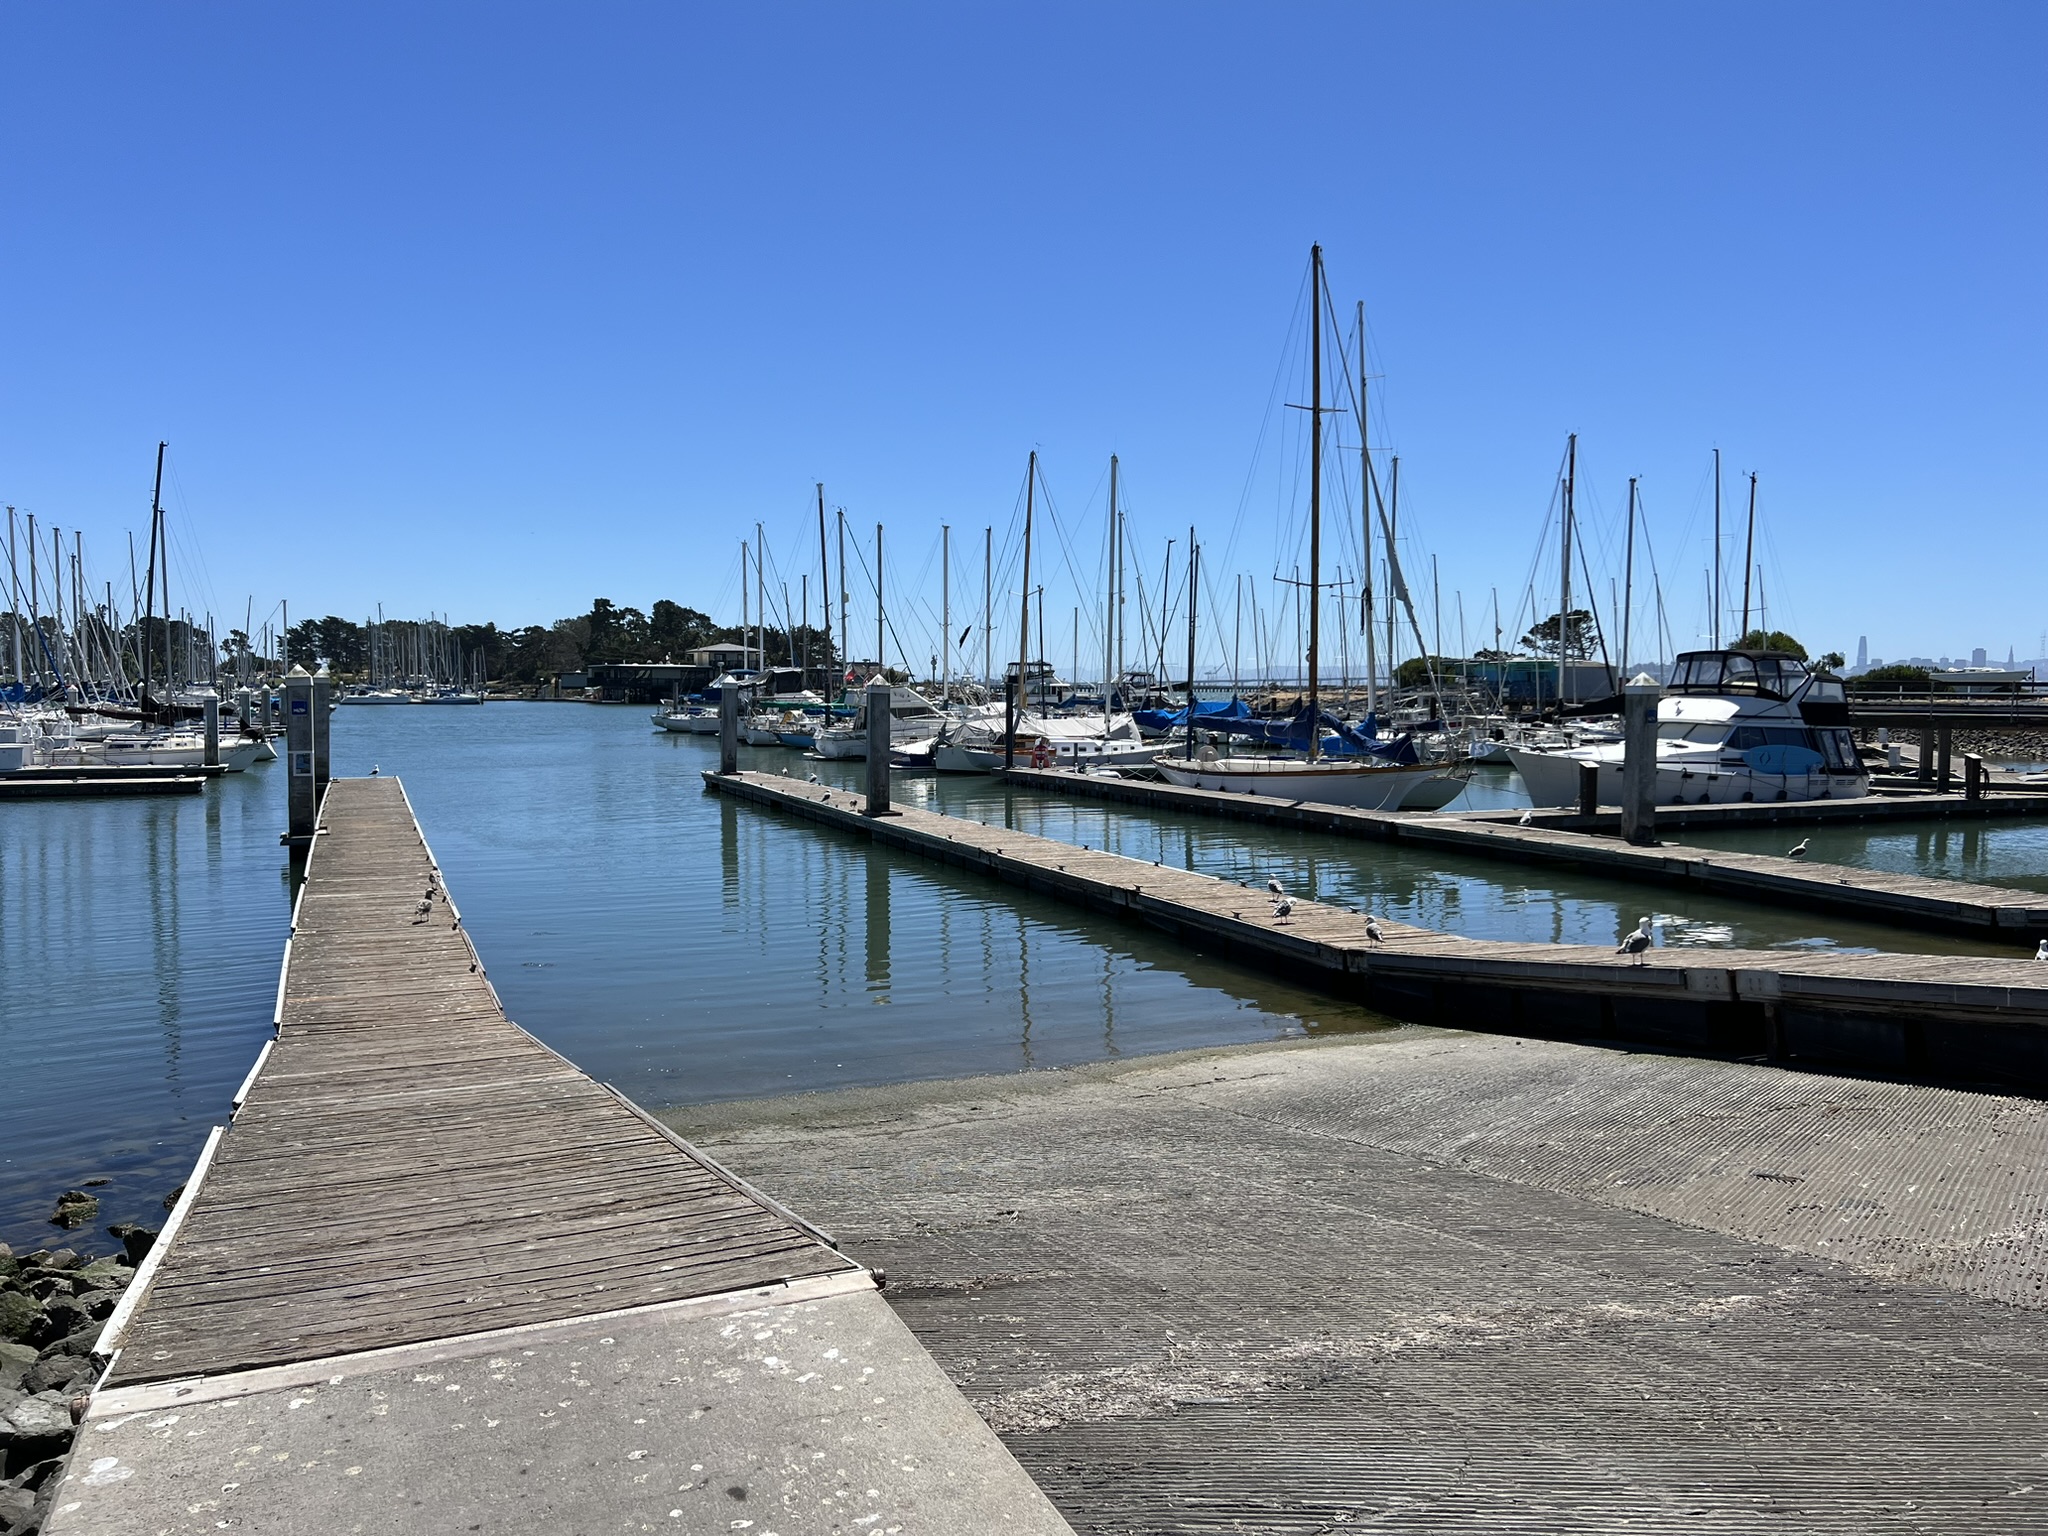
[46,778,1071,1535]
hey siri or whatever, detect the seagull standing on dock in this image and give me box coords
[1271,895,1295,921]
[1617,916,1653,964]
[1366,915,1386,944]
[1787,838,1810,859]
[1518,809,1533,826]
[2036,940,2048,961]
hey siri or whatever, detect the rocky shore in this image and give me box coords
[0,1195,159,1536]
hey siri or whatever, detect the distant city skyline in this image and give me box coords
[2,4,2043,674]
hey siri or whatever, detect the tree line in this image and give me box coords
[282,599,843,685]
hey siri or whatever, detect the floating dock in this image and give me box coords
[0,771,206,800]
[997,766,2048,941]
[49,776,1072,1536]
[709,770,2048,1089]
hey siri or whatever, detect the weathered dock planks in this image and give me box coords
[96,775,865,1392]
[996,765,2048,940]
[710,770,2048,1090]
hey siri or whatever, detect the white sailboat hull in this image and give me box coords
[1152,754,1467,811]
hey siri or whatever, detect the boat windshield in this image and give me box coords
[1667,650,1807,698]
[1657,722,1726,744]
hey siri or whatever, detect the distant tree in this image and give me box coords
[582,599,650,664]
[1734,628,1808,661]
[1848,664,1931,694]
[1471,648,1514,664]
[1519,609,1599,661]
[648,600,717,659]
[1816,651,1846,674]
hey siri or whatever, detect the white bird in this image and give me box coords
[1365,915,1385,944]
[807,772,821,783]
[1787,838,1810,859]
[1617,916,1652,964]
[2036,940,2048,962]
[370,764,380,776]
[1271,895,1295,920]
[1267,877,1287,898]
[1518,808,1533,825]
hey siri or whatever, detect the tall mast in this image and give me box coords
[740,539,749,668]
[941,523,951,702]
[1357,299,1379,719]
[1739,471,1757,639]
[1386,456,1399,674]
[874,523,884,676]
[1307,243,1325,760]
[1183,529,1199,760]
[1017,452,1035,721]
[755,521,765,670]
[1105,455,1118,726]
[836,509,848,684]
[1621,477,1638,679]
[982,527,992,690]
[1711,447,1722,648]
[1559,433,1576,705]
[143,441,165,707]
[816,483,831,689]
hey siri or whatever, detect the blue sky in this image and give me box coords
[2,3,2042,675]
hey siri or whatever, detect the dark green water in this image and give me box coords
[5,704,2040,1253]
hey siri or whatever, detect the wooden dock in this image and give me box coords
[62,774,1072,1536]
[94,774,865,1392]
[996,766,2048,941]
[710,770,2048,1090]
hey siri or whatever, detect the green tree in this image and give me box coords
[1847,664,1931,694]
[1519,609,1598,660]
[1733,628,1808,661]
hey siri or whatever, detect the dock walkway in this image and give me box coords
[51,776,1071,1536]
[710,770,2048,1090]
[999,766,2048,941]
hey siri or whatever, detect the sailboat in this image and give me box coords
[1152,245,1466,812]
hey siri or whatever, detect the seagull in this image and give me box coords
[1271,895,1295,920]
[807,772,821,783]
[1617,916,1652,964]
[1518,808,1533,826]
[370,764,380,776]
[1787,838,1810,859]
[1365,915,1386,944]
[2037,940,2048,962]
[1267,877,1287,899]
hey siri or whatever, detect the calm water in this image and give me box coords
[5,705,2042,1253]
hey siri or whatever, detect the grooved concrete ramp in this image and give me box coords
[46,777,1072,1536]
[668,1033,2048,1535]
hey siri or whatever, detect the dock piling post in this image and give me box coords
[202,689,220,768]
[1918,728,1935,782]
[1003,674,1017,771]
[718,687,739,775]
[865,676,891,815]
[1577,760,1600,821]
[1964,753,1984,801]
[311,666,331,797]
[1620,675,1661,845]
[284,666,316,845]
[1938,726,1953,790]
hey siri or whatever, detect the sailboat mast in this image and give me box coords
[1307,243,1324,761]
[141,443,165,707]
[740,539,750,669]
[1621,477,1637,679]
[1183,529,1199,761]
[941,523,950,702]
[1105,455,1117,726]
[1711,447,1723,648]
[1740,471,1757,639]
[1357,299,1378,719]
[837,508,848,684]
[1017,453,1035,723]
[874,523,884,676]
[816,484,831,690]
[1559,433,1575,705]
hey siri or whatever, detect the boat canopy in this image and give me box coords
[1667,650,1810,700]
[1132,699,1252,733]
